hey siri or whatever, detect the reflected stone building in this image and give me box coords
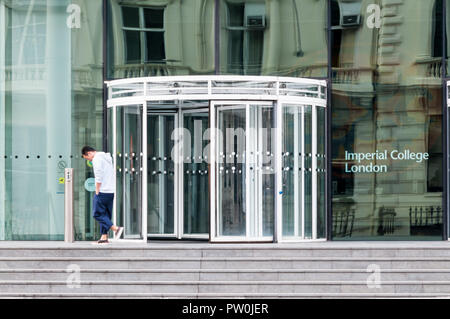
[0,0,449,242]
[332,0,445,239]
[0,0,103,240]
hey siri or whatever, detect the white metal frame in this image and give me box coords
[210,101,275,242]
[110,102,147,243]
[146,112,179,238]
[179,108,210,240]
[274,102,327,243]
[106,76,326,107]
[123,105,142,240]
[106,76,327,243]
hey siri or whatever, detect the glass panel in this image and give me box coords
[332,0,443,240]
[146,31,166,62]
[122,6,140,28]
[445,0,450,75]
[220,0,328,77]
[115,108,124,236]
[124,30,141,64]
[316,106,326,239]
[215,104,274,239]
[108,0,215,78]
[183,112,210,235]
[304,106,312,238]
[258,106,274,237]
[216,107,246,237]
[147,114,175,235]
[1,0,103,241]
[282,105,303,238]
[144,8,164,29]
[227,30,244,75]
[228,3,245,27]
[123,106,143,238]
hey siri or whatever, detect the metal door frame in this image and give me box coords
[275,101,327,242]
[210,100,275,242]
[106,76,328,243]
[179,108,210,240]
[147,111,178,239]
[110,101,147,243]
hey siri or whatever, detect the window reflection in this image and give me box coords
[220,0,328,77]
[332,0,444,240]
[107,0,328,79]
[225,2,265,75]
[121,6,166,64]
[108,0,215,78]
[0,0,104,241]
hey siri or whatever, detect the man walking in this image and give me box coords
[82,146,123,244]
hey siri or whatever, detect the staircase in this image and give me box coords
[1,241,450,298]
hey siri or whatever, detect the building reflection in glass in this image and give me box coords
[107,0,328,79]
[331,0,444,240]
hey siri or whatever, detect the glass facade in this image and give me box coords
[106,0,328,78]
[331,0,445,240]
[0,0,103,241]
[1,0,450,241]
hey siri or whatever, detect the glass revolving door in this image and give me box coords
[211,101,275,241]
[107,76,328,243]
[147,113,176,237]
[114,104,146,242]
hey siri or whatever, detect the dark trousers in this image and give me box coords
[93,193,114,235]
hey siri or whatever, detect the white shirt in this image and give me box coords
[92,152,116,193]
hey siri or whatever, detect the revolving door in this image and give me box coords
[107,76,327,242]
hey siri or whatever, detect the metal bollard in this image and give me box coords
[64,168,74,243]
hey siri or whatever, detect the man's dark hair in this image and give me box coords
[81,146,96,156]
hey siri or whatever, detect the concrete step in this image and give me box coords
[0,280,450,294]
[2,269,450,282]
[1,256,450,270]
[2,242,450,298]
[1,292,450,299]
[4,246,450,258]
